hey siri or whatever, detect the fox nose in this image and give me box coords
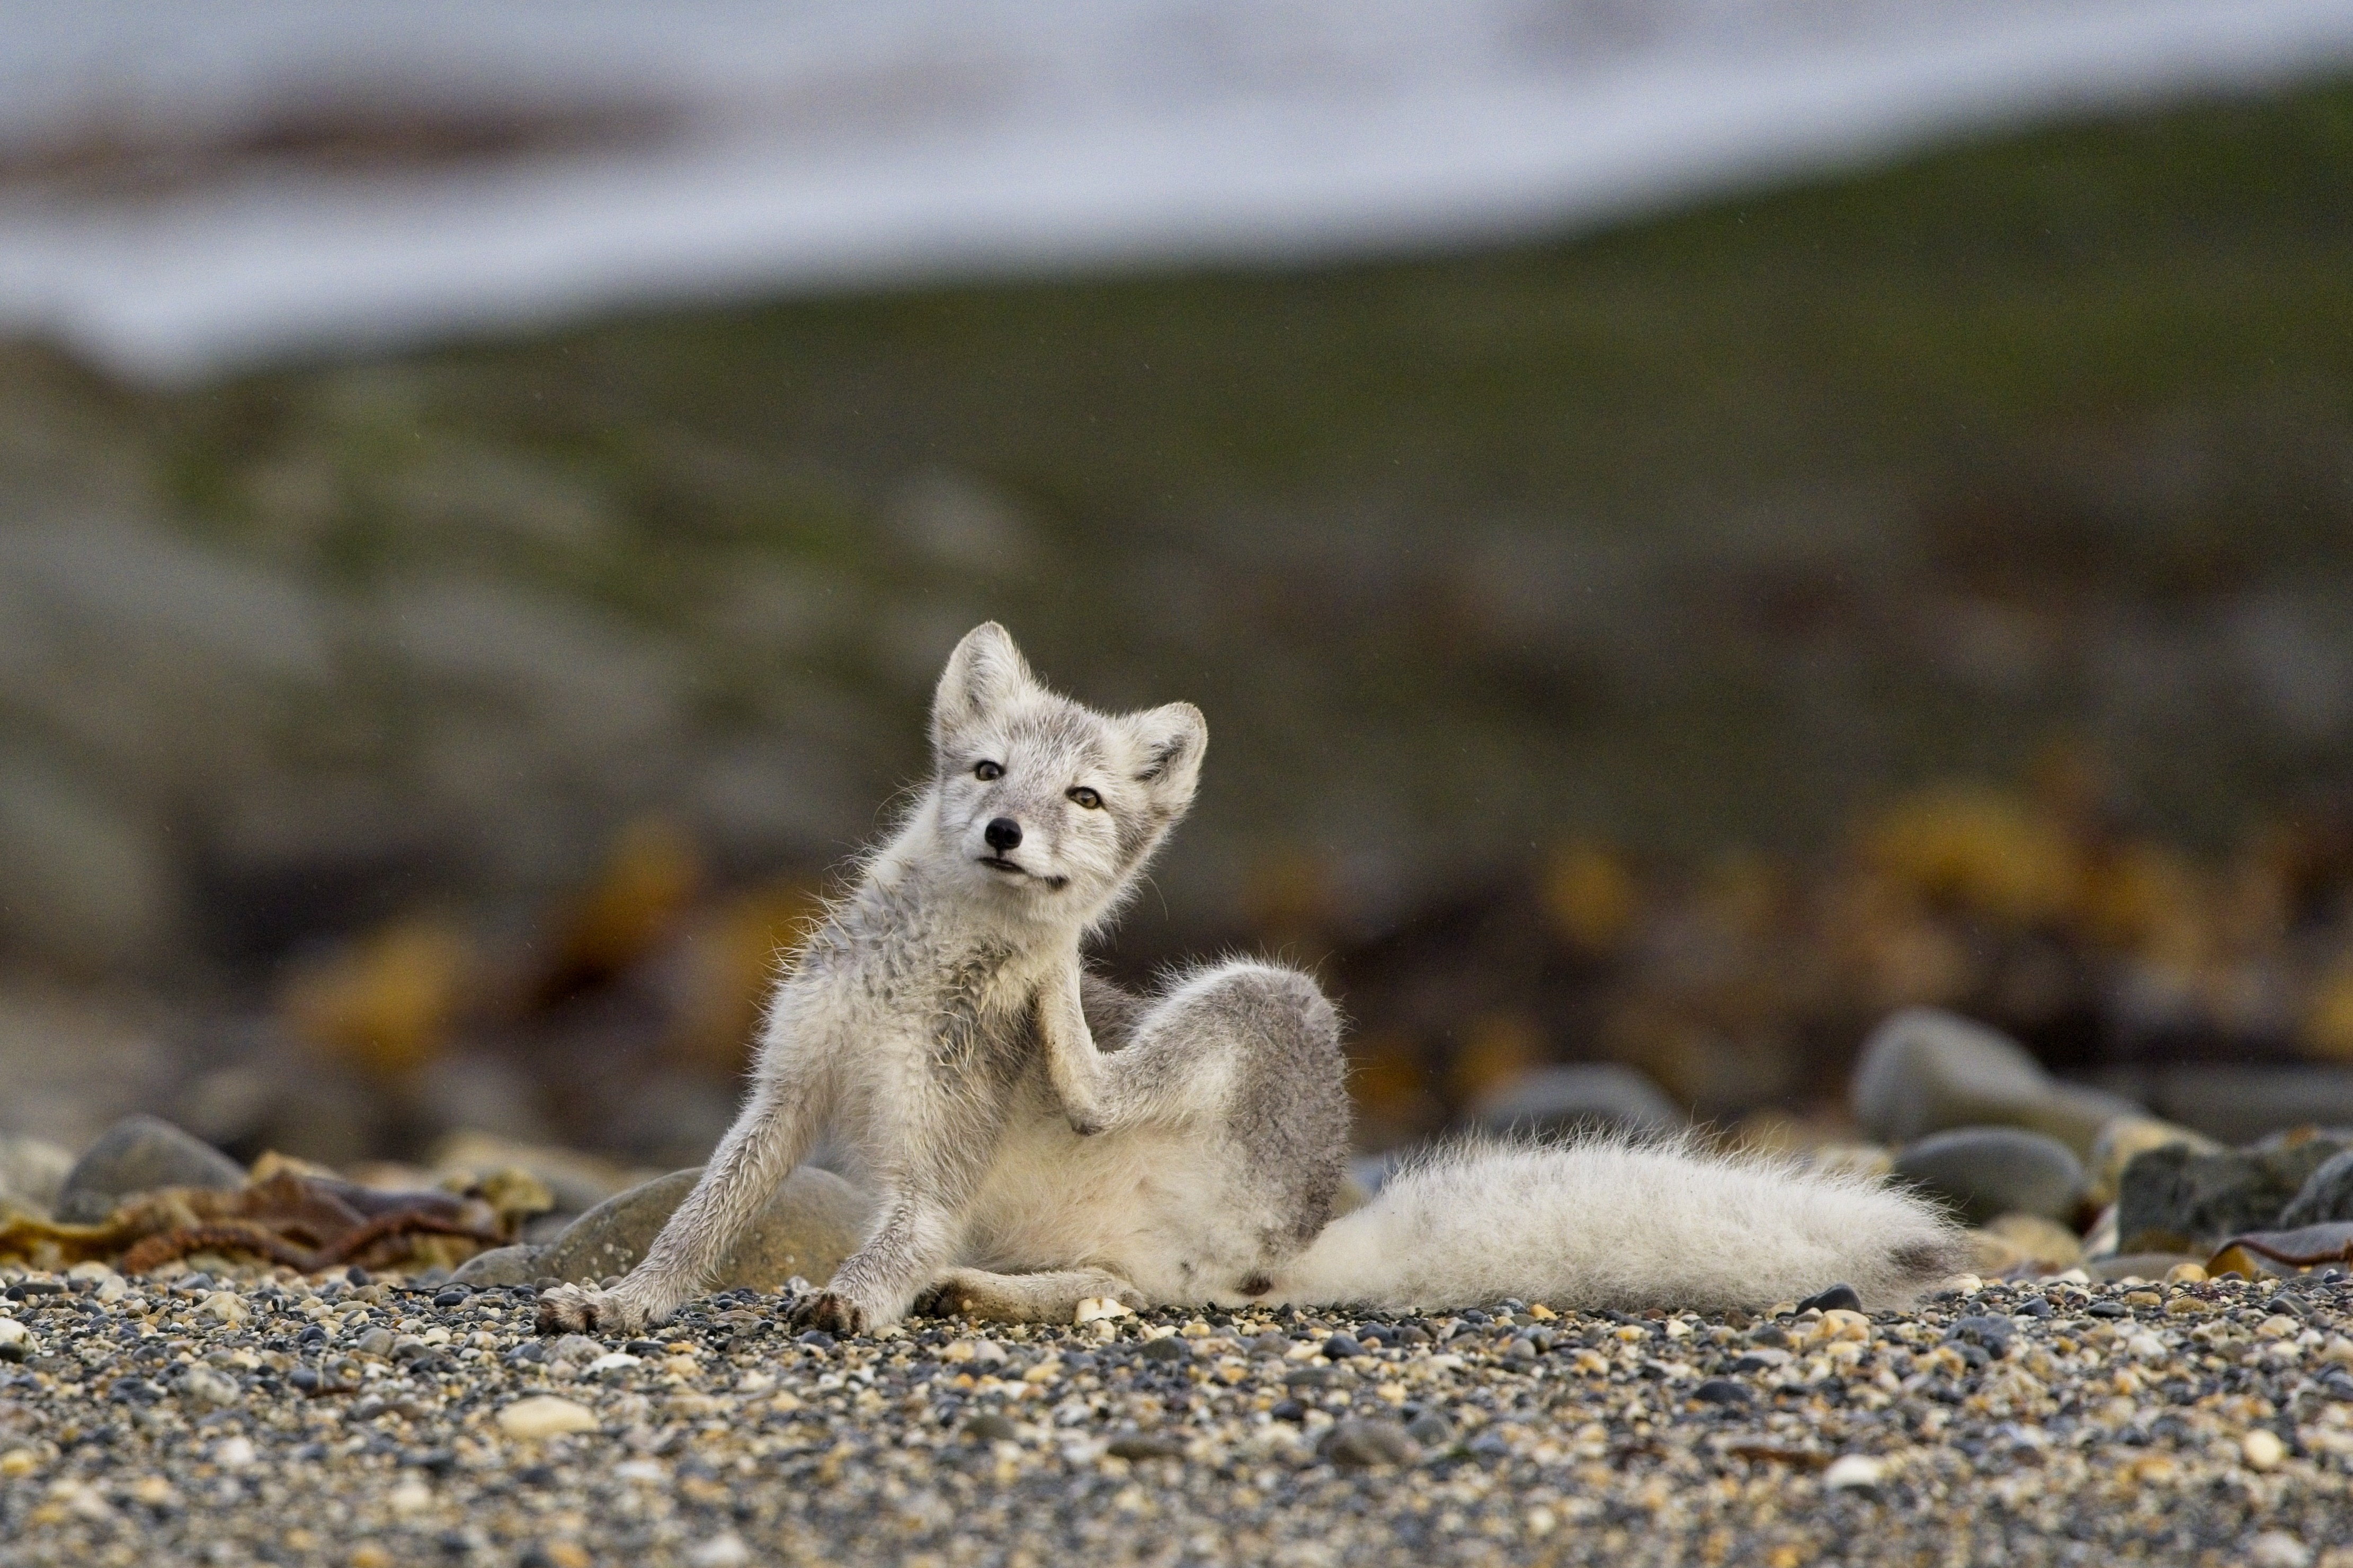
[984,817,1023,853]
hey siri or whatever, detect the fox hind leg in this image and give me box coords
[912,1267,1145,1324]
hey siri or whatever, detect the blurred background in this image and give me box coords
[3,0,2353,1188]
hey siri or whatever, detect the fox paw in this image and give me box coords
[535,1282,649,1338]
[787,1290,868,1338]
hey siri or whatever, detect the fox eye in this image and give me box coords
[1067,786,1102,810]
[974,760,1003,781]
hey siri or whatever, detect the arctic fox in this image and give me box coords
[539,623,1961,1337]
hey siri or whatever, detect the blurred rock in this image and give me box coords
[430,1131,650,1217]
[1806,1143,1895,1180]
[1891,1126,2083,1225]
[1852,1006,2135,1154]
[449,1244,543,1287]
[2098,1067,2353,1147]
[1318,1417,1421,1469]
[55,1114,245,1223]
[534,1165,871,1289]
[2082,1202,2119,1258]
[2115,1139,2347,1253]
[174,1054,380,1170]
[1983,1211,2084,1272]
[1962,1227,2025,1276]
[0,1135,72,1217]
[1469,1064,1681,1137]
[412,1055,556,1147]
[2278,1150,2353,1230]
[2085,1115,2220,1210]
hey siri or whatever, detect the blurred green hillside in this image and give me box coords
[2,77,2350,984]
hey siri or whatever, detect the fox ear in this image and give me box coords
[1126,701,1207,809]
[931,622,1038,749]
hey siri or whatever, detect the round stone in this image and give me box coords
[1892,1126,2083,1224]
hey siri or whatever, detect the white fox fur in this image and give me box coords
[1270,1134,1963,1314]
[539,623,1962,1340]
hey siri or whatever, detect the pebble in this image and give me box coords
[1892,1126,2084,1223]
[1794,1283,1861,1314]
[1822,1454,1884,1491]
[2251,1532,2313,1568]
[0,1264,2345,1565]
[497,1395,601,1438]
[1318,1418,1421,1468]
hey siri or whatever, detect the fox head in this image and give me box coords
[922,622,1205,928]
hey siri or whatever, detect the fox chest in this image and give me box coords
[921,959,1044,1088]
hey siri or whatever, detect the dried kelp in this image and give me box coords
[2206,1221,2353,1280]
[0,1162,547,1277]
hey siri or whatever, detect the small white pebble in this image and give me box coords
[686,1533,751,1568]
[496,1396,600,1439]
[1822,1455,1883,1491]
[1073,1297,1133,1326]
[585,1352,639,1373]
[212,1436,257,1469]
[2126,1333,2168,1360]
[386,1477,432,1514]
[2242,1429,2287,1472]
[2250,1531,2311,1568]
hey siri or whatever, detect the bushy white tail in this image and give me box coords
[1270,1133,1965,1313]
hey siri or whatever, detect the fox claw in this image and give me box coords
[787,1290,868,1338]
[535,1282,650,1337]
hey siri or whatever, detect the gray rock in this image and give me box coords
[449,1244,545,1288]
[1318,1417,1422,1468]
[2281,1150,2353,1230]
[535,1164,870,1290]
[2098,1066,2353,1147]
[55,1114,245,1223]
[1890,1126,2084,1225]
[1852,1008,2137,1155]
[0,1134,73,1218]
[2116,1139,2346,1252]
[1470,1064,1681,1137]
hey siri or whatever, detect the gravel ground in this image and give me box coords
[4,1266,2353,1567]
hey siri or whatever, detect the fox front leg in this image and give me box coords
[1038,962,1107,1136]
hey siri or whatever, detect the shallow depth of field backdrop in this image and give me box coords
[2,1,2353,1174]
